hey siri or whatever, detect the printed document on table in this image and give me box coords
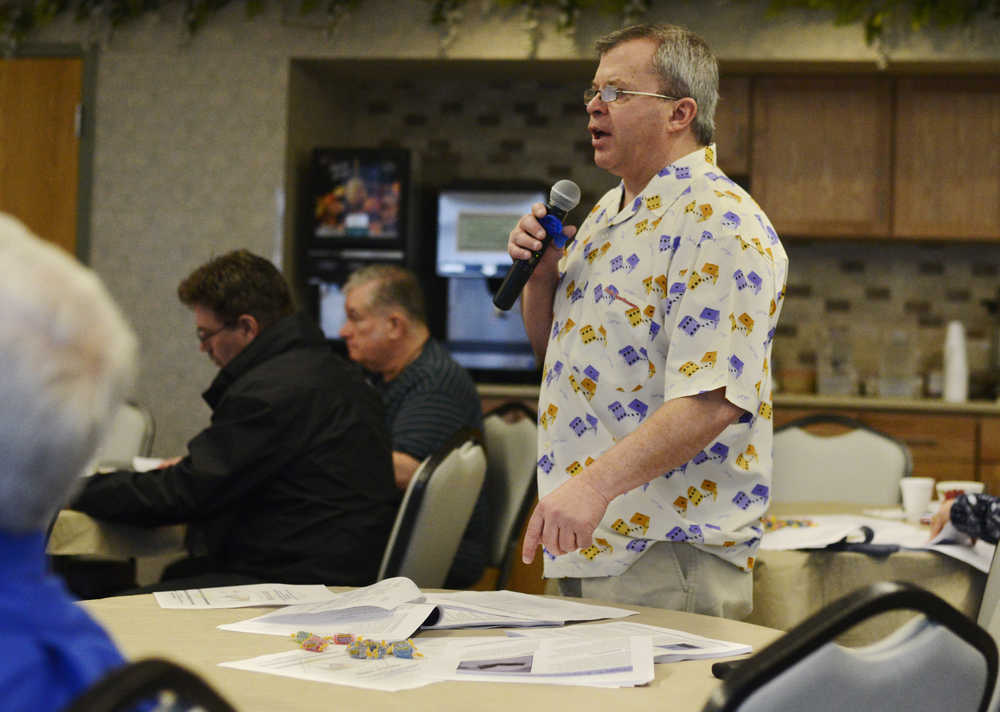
[761,514,996,572]
[421,590,636,629]
[220,636,481,692]
[759,515,866,550]
[132,456,166,471]
[507,621,751,663]
[154,584,338,609]
[436,634,655,687]
[912,521,996,573]
[219,601,436,641]
[217,577,431,639]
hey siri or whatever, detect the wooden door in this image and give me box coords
[751,76,893,238]
[0,57,82,254]
[894,77,1000,240]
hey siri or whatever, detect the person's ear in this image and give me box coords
[236,314,260,340]
[666,97,698,134]
[385,310,407,339]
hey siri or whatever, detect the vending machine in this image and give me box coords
[434,183,546,384]
[299,147,418,342]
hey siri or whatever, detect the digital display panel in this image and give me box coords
[308,148,409,243]
[436,188,545,278]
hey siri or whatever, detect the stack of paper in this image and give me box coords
[421,589,637,629]
[508,621,752,664]
[154,583,339,609]
[154,577,755,691]
[217,577,436,641]
[220,634,657,691]
[760,513,996,572]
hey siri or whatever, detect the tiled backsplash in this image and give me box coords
[776,241,1000,398]
[326,73,1000,399]
[344,75,613,210]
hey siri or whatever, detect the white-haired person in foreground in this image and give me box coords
[0,213,137,709]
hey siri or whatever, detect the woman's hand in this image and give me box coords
[928,497,956,541]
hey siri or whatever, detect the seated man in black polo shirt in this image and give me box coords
[340,264,488,588]
[72,250,400,590]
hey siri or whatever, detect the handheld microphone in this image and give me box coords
[492,179,581,311]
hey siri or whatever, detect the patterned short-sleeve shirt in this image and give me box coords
[537,145,789,578]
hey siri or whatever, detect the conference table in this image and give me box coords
[49,510,185,559]
[52,502,988,647]
[81,591,782,712]
[746,501,987,645]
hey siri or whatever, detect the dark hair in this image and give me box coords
[343,263,427,326]
[177,249,294,330]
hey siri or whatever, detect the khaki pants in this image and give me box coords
[556,541,753,620]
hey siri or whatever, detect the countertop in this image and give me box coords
[477,384,1000,416]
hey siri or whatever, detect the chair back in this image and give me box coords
[978,544,1000,711]
[482,402,538,585]
[61,657,236,712]
[704,581,998,712]
[772,413,912,506]
[92,400,155,468]
[377,428,486,588]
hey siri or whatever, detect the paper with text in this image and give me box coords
[421,590,636,629]
[218,601,436,641]
[219,636,473,692]
[438,635,655,687]
[154,584,338,609]
[507,620,751,663]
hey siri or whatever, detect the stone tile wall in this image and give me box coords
[329,74,1000,399]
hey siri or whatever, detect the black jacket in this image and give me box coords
[72,312,400,586]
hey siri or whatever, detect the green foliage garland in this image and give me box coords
[1,0,997,51]
[763,0,999,45]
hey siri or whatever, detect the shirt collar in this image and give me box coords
[597,144,719,228]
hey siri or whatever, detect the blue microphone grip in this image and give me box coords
[492,209,570,311]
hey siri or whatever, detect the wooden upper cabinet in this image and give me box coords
[893,77,1000,240]
[751,76,892,238]
[715,76,750,177]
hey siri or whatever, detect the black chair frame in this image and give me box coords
[61,657,236,712]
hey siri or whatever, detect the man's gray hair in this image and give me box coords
[0,214,138,532]
[343,264,427,326]
[596,23,719,146]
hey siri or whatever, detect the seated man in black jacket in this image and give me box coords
[71,250,400,591]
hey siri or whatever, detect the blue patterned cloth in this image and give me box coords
[951,493,1000,544]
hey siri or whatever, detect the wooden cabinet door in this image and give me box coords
[773,406,863,432]
[978,417,1000,494]
[0,57,82,255]
[751,76,892,238]
[716,76,750,177]
[860,411,977,480]
[894,77,1000,240]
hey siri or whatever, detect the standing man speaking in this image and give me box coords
[508,24,788,618]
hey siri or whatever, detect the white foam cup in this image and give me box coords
[900,477,935,521]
